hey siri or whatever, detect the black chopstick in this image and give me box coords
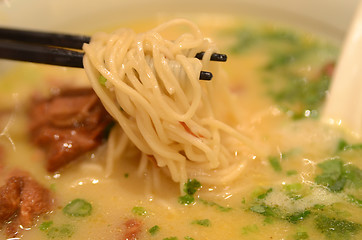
[195,52,227,62]
[0,40,84,68]
[0,27,227,80]
[0,27,90,49]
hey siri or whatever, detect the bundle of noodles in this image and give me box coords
[83,19,254,188]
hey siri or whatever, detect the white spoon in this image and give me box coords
[322,1,362,138]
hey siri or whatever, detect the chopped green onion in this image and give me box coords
[337,139,349,151]
[99,75,107,86]
[184,237,195,240]
[293,231,309,240]
[241,224,259,235]
[347,195,362,208]
[178,195,195,205]
[249,203,282,220]
[148,225,160,236]
[286,210,311,224]
[178,179,201,205]
[315,215,361,239]
[269,156,282,172]
[191,219,211,227]
[287,170,298,176]
[283,183,302,193]
[264,216,274,224]
[63,199,92,217]
[315,158,362,192]
[46,224,75,239]
[315,158,344,191]
[132,206,147,216]
[184,179,201,195]
[313,204,325,210]
[257,188,273,200]
[337,139,362,152]
[39,221,54,231]
[199,199,232,212]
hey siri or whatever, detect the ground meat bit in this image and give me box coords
[0,171,53,237]
[122,219,142,240]
[29,88,113,172]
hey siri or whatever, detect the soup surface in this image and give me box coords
[0,15,361,240]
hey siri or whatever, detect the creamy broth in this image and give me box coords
[0,16,361,240]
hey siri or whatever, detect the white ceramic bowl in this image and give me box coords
[0,0,359,72]
[0,0,359,35]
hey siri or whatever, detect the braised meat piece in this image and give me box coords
[0,177,22,224]
[0,172,53,237]
[18,174,54,227]
[29,88,113,172]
